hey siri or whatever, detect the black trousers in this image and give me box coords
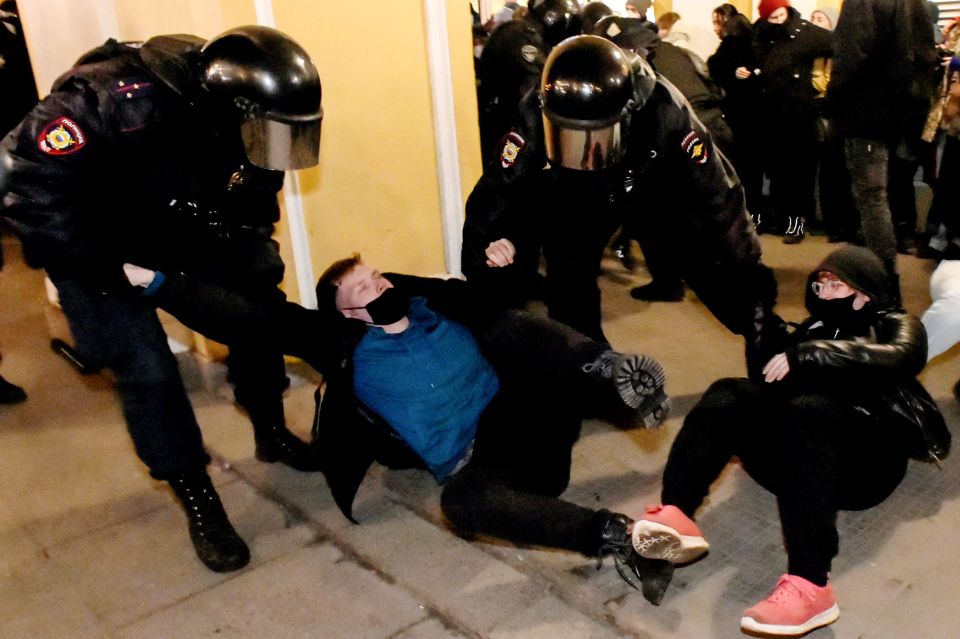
[766,127,819,230]
[661,378,908,585]
[440,310,615,557]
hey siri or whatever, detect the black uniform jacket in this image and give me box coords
[0,40,283,290]
[151,271,501,522]
[463,77,772,336]
[826,0,937,141]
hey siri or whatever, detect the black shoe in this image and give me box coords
[0,375,26,405]
[896,235,918,256]
[168,473,250,573]
[783,217,805,244]
[582,351,670,428]
[630,281,684,302]
[596,511,676,605]
[254,423,324,472]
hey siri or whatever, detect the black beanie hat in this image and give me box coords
[809,245,891,307]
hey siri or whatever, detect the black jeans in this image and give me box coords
[845,138,898,264]
[440,311,615,556]
[54,278,210,477]
[52,239,289,479]
[540,171,623,344]
[661,378,908,585]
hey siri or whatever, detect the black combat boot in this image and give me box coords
[253,422,323,472]
[582,351,671,428]
[168,472,250,573]
[595,511,676,605]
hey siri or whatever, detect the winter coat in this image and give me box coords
[779,270,949,464]
[708,33,761,134]
[827,0,938,141]
[753,8,833,132]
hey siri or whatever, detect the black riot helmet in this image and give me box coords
[528,0,582,46]
[198,26,322,171]
[579,2,614,33]
[540,35,655,170]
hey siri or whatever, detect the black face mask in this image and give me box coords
[360,287,409,325]
[808,295,871,332]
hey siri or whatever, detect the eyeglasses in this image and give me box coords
[810,278,845,296]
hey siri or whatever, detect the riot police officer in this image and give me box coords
[0,26,322,572]
[462,35,780,371]
[476,0,581,164]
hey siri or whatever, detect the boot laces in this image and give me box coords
[582,350,617,378]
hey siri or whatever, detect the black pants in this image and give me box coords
[766,127,819,231]
[197,235,290,432]
[817,129,857,240]
[661,378,908,585]
[440,311,614,556]
[539,171,622,343]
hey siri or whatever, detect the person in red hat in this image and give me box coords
[751,0,832,244]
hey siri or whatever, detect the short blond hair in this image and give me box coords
[315,252,362,310]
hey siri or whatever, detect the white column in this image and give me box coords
[253,0,318,308]
[423,0,465,276]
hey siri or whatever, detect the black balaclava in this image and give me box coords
[805,246,891,331]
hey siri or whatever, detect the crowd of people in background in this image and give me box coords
[472,0,960,258]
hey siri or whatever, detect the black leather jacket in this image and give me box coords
[784,307,949,463]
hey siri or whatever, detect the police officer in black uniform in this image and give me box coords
[462,35,780,371]
[594,15,734,302]
[476,0,581,164]
[0,26,322,572]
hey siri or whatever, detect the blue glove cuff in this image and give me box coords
[142,271,167,296]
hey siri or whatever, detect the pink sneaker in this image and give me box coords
[631,504,709,563]
[740,574,840,636]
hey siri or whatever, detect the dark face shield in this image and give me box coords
[543,116,623,171]
[240,111,322,171]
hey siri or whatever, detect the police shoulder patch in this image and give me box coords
[500,132,525,169]
[681,129,708,165]
[38,117,87,155]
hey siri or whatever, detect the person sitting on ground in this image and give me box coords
[628,245,949,636]
[122,254,676,601]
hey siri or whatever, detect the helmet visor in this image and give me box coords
[240,114,322,171]
[542,116,623,171]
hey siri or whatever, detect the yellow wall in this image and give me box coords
[271,1,458,279]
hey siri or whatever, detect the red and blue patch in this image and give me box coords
[681,130,708,165]
[38,117,86,155]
